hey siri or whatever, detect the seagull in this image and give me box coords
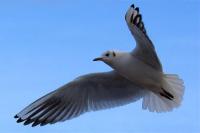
[14,4,184,127]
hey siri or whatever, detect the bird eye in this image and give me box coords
[113,52,116,57]
[105,53,110,57]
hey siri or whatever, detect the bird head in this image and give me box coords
[93,50,122,65]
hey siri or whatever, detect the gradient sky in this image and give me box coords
[0,0,200,133]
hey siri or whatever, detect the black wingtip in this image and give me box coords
[135,7,139,12]
[131,4,134,8]
[17,118,24,123]
[160,88,174,100]
[32,121,40,127]
[24,119,33,125]
[40,122,48,126]
[14,115,18,118]
[163,89,174,99]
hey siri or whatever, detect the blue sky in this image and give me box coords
[0,0,200,133]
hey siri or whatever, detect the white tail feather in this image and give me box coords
[142,74,184,113]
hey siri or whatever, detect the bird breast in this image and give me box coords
[112,54,163,91]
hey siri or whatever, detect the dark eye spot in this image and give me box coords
[105,53,109,57]
[113,52,116,57]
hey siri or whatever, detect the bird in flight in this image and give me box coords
[14,4,184,127]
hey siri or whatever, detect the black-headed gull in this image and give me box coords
[15,4,184,127]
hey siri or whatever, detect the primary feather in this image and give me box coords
[15,71,146,126]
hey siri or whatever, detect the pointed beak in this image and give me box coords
[93,57,103,61]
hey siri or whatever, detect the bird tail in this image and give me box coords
[142,74,184,112]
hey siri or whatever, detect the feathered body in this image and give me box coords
[14,4,184,127]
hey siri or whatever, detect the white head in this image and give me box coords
[93,50,125,65]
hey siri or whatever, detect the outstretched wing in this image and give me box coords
[125,4,162,71]
[15,71,146,127]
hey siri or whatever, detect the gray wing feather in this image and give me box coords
[15,71,146,126]
[125,5,162,71]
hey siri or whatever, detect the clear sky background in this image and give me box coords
[0,0,200,133]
